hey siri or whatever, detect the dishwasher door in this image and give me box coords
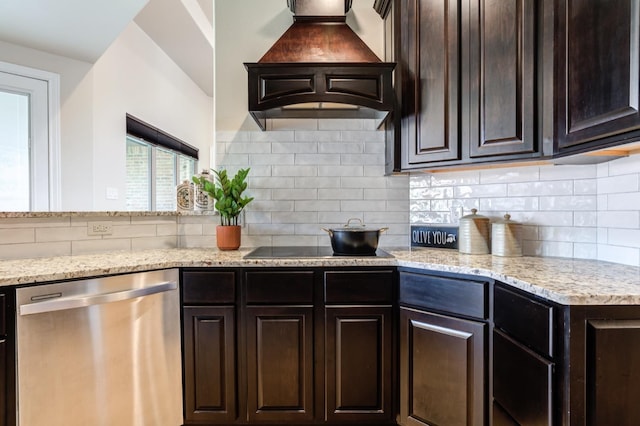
[15,269,183,426]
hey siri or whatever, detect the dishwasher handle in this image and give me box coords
[19,281,178,316]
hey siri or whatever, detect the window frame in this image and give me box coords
[0,61,61,211]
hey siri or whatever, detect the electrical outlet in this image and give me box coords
[88,221,113,236]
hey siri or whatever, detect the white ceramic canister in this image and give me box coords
[176,180,194,211]
[458,209,491,254]
[491,213,523,257]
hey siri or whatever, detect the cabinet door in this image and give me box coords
[325,306,394,423]
[183,306,237,424]
[555,0,640,153]
[246,306,314,423]
[493,330,553,426]
[468,0,537,158]
[402,0,462,166]
[400,307,486,426]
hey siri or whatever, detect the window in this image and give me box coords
[125,115,198,211]
[0,62,60,211]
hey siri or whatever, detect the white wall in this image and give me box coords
[89,23,213,210]
[0,23,214,211]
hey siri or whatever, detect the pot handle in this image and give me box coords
[379,227,389,233]
[321,228,334,237]
[345,218,365,228]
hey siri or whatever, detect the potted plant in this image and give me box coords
[192,168,254,250]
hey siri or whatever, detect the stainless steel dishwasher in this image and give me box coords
[15,269,183,426]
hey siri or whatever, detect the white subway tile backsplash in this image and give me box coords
[432,171,481,186]
[0,242,71,260]
[607,228,640,248]
[606,192,640,211]
[272,142,318,154]
[597,211,640,229]
[318,142,363,154]
[574,243,597,260]
[295,153,341,165]
[0,228,34,244]
[318,188,363,200]
[479,197,539,212]
[251,130,295,142]
[508,181,573,196]
[295,200,341,212]
[295,130,342,142]
[36,226,97,242]
[71,239,131,256]
[250,153,295,166]
[272,166,316,177]
[597,174,639,194]
[539,195,596,211]
[480,167,540,184]
[318,165,364,177]
[540,164,597,180]
[340,200,387,212]
[539,226,597,243]
[272,189,318,200]
[131,236,178,250]
[598,244,640,266]
[574,211,597,227]
[573,179,597,195]
[455,184,507,198]
[364,188,409,200]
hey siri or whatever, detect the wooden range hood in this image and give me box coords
[244,0,395,130]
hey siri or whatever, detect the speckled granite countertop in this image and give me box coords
[0,247,639,306]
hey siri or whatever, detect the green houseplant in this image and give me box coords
[192,168,253,250]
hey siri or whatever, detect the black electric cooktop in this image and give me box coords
[243,246,394,259]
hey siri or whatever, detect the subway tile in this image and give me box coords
[36,226,98,242]
[520,224,539,241]
[539,226,597,243]
[295,130,342,142]
[131,236,178,250]
[0,217,70,228]
[0,241,70,260]
[597,174,639,194]
[273,189,318,200]
[508,181,573,197]
[296,177,340,188]
[272,142,317,154]
[608,228,640,248]
[247,223,296,235]
[216,130,251,142]
[597,211,640,229]
[573,243,597,260]
[179,235,217,249]
[574,179,597,195]
[250,177,295,189]
[318,119,365,130]
[606,155,640,177]
[178,223,204,236]
[479,197,539,212]
[295,200,340,212]
[318,165,363,177]
[574,211,597,227]
[606,192,640,211]
[340,200,387,211]
[411,187,454,200]
[318,142,364,154]
[363,165,388,176]
[455,184,507,198]
[249,153,295,166]
[250,130,295,142]
[272,235,320,246]
[272,166,316,177]
[318,212,365,224]
[271,211,318,224]
[71,239,131,256]
[341,130,385,142]
[227,142,271,154]
[539,195,596,211]
[294,223,326,235]
[596,162,609,178]
[480,166,539,184]
[410,199,431,212]
[597,244,640,267]
[364,141,385,154]
[410,211,453,224]
[525,241,574,258]
[341,153,384,166]
[409,174,432,188]
[157,223,178,236]
[295,154,340,165]
[0,228,35,244]
[540,164,597,180]
[341,176,387,189]
[251,200,295,212]
[513,211,575,227]
[108,224,158,238]
[364,188,409,200]
[318,188,363,200]
[432,170,481,186]
[365,211,410,224]
[245,211,272,224]
[242,235,273,247]
[217,153,249,166]
[387,175,410,188]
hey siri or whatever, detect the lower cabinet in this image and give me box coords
[398,269,489,426]
[182,266,396,425]
[0,289,15,426]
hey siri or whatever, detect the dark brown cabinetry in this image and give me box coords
[555,0,640,155]
[182,269,238,425]
[492,283,558,426]
[244,270,316,423]
[324,270,395,424]
[398,269,489,426]
[389,0,548,171]
[182,266,396,425]
[0,290,15,426]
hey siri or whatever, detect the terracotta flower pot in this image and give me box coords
[216,225,242,250]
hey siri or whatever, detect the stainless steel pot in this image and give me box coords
[322,218,388,255]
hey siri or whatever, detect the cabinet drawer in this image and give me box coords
[182,270,236,305]
[245,271,314,304]
[399,271,488,319]
[493,330,553,426]
[325,270,394,304]
[494,284,554,358]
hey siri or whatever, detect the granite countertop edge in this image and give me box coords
[0,247,639,306]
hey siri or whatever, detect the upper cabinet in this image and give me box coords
[554,0,640,156]
[387,0,552,172]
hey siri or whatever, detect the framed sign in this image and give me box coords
[411,225,458,249]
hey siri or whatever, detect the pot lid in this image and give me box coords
[329,218,386,232]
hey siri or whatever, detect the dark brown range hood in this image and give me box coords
[244,0,395,130]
